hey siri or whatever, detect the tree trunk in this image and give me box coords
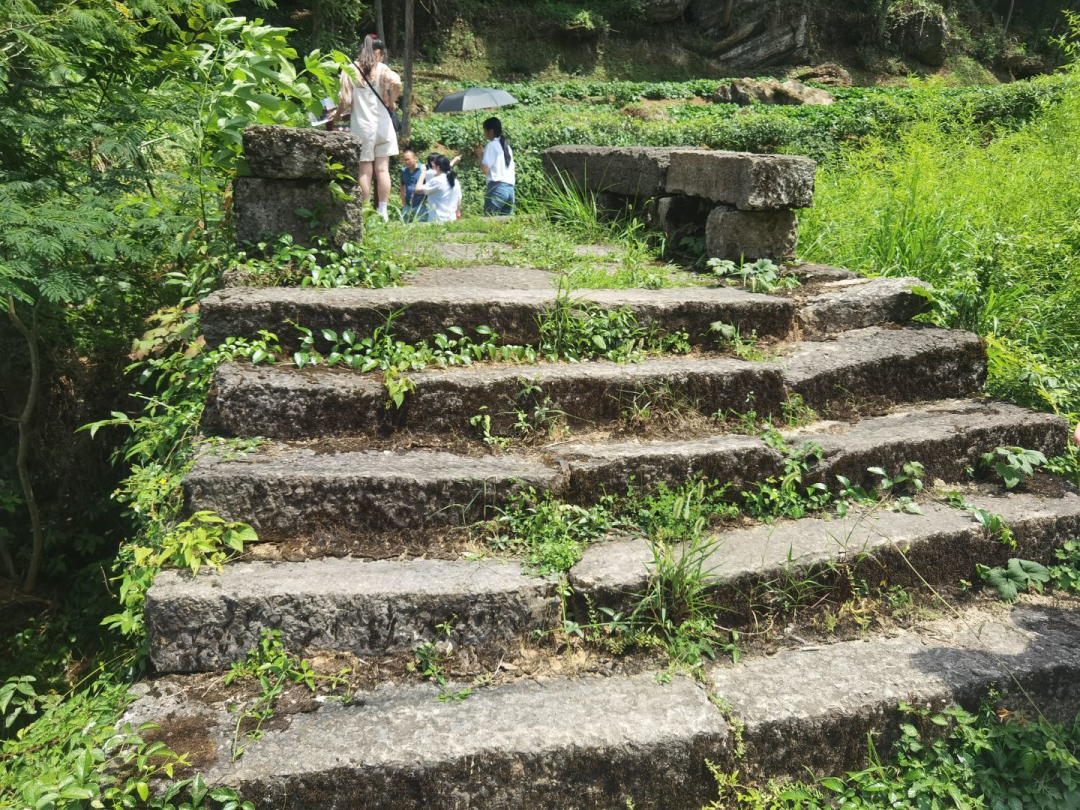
[877,0,892,46]
[1003,0,1015,39]
[722,0,734,28]
[5,296,44,594]
[403,0,414,140]
[375,0,387,47]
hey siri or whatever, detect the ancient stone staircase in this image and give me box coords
[126,136,1080,809]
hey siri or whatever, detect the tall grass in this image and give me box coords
[799,73,1080,429]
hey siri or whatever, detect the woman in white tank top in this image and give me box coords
[333,35,401,220]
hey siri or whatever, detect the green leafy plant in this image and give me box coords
[977,558,1051,602]
[1049,539,1080,595]
[224,629,340,760]
[707,258,799,294]
[981,446,1048,488]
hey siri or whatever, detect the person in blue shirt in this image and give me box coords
[399,149,426,222]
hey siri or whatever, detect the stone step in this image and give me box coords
[127,672,727,808]
[202,355,786,440]
[570,488,1080,610]
[183,447,563,539]
[149,489,1080,675]
[199,285,796,350]
[127,602,1080,805]
[187,399,1066,542]
[203,326,983,441]
[780,325,985,408]
[146,559,558,673]
[709,602,1080,779]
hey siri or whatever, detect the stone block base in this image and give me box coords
[234,177,363,249]
[706,207,797,262]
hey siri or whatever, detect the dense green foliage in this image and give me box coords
[3,2,1080,806]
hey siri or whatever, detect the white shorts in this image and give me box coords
[354,116,399,161]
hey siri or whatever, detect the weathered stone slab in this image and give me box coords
[183,447,564,538]
[234,177,363,249]
[710,604,1080,777]
[571,490,1080,608]
[199,285,797,352]
[146,559,558,672]
[542,146,705,197]
[798,277,932,334]
[404,265,556,290]
[203,356,787,440]
[562,435,784,503]
[124,673,728,808]
[705,207,798,261]
[791,262,859,283]
[242,126,364,180]
[667,151,816,210]
[797,399,1068,490]
[782,325,986,407]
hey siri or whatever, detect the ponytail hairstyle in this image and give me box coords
[483,116,512,168]
[432,154,457,188]
[356,34,385,83]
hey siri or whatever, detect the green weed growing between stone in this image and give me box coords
[704,701,1080,809]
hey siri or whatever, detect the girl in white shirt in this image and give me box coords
[333,35,401,221]
[414,154,462,223]
[475,116,515,216]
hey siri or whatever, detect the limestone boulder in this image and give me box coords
[789,63,852,88]
[715,78,835,106]
[242,126,364,180]
[888,8,948,67]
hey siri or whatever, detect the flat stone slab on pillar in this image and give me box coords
[666,151,817,210]
[542,145,706,197]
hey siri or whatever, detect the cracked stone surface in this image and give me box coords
[234,177,363,249]
[798,277,932,334]
[146,558,558,672]
[200,285,795,350]
[782,325,987,407]
[666,151,817,210]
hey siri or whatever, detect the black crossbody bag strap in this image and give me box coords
[367,64,402,133]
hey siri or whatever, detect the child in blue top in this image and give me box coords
[399,149,426,222]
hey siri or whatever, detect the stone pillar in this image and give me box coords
[235,126,366,249]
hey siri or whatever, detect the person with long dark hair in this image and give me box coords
[333,34,401,221]
[474,116,515,216]
[414,154,462,223]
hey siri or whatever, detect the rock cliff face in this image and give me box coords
[688,0,809,69]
